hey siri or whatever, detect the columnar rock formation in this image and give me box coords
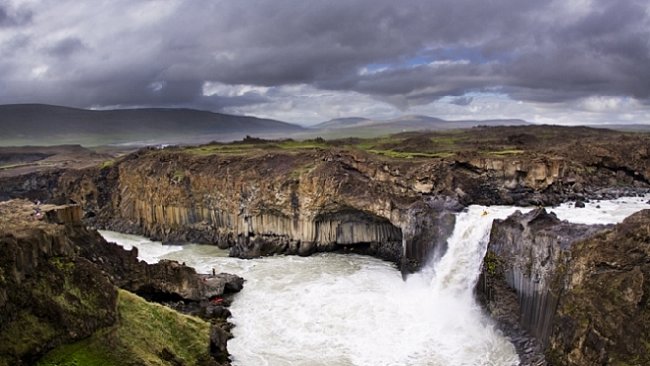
[44,149,475,269]
[42,203,83,224]
[480,208,650,365]
[1,127,649,272]
[480,209,608,343]
[3,142,641,271]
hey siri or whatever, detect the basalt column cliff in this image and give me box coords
[480,208,650,365]
[2,127,649,273]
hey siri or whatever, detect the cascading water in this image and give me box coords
[100,195,650,366]
[427,206,527,296]
[100,208,522,366]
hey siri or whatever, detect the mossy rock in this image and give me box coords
[37,290,215,366]
[483,251,503,278]
[0,256,117,365]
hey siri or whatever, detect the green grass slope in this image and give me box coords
[37,290,215,366]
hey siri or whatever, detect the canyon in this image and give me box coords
[1,125,650,365]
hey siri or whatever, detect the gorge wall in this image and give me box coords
[0,203,116,365]
[480,208,650,365]
[1,132,649,272]
[53,149,607,271]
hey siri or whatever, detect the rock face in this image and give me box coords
[547,210,650,366]
[480,209,609,343]
[0,218,117,365]
[42,203,83,224]
[47,149,470,271]
[400,196,461,273]
[0,200,243,365]
[479,208,650,365]
[74,228,241,303]
[0,201,116,364]
[0,127,649,272]
[12,147,639,272]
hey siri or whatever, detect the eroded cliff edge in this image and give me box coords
[480,208,650,366]
[0,200,243,366]
[1,126,649,273]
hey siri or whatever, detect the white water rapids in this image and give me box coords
[100,195,649,366]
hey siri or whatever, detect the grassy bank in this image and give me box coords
[37,290,213,366]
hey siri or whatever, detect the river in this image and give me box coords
[100,195,649,366]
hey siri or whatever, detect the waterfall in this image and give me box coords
[425,205,528,297]
[102,195,650,366]
[104,222,522,366]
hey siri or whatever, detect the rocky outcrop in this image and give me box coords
[399,196,461,273]
[480,209,609,342]
[48,148,599,271]
[462,155,563,192]
[0,201,115,365]
[0,222,117,365]
[546,210,650,366]
[0,199,243,365]
[42,204,83,224]
[73,228,242,303]
[0,171,64,202]
[479,208,650,365]
[1,127,649,272]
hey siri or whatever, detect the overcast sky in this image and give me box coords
[1,0,649,125]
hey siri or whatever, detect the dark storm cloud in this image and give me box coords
[204,0,650,104]
[196,92,271,112]
[1,0,649,112]
[200,0,537,87]
[45,37,87,58]
[499,0,650,102]
[0,1,32,27]
[450,97,474,106]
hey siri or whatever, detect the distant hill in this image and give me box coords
[586,124,650,132]
[310,114,530,138]
[0,104,305,146]
[312,117,374,129]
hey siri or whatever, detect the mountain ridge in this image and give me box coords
[0,104,304,146]
[312,114,530,132]
[3,104,649,146]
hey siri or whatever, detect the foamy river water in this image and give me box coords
[100,195,649,366]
